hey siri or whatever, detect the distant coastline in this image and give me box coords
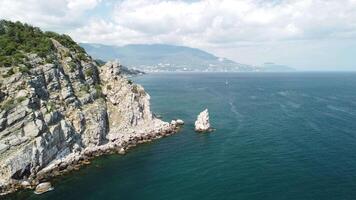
[81,43,295,73]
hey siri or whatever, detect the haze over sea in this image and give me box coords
[8,72,356,200]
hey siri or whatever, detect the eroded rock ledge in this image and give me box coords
[0,39,183,195]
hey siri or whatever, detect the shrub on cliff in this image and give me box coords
[0,20,87,69]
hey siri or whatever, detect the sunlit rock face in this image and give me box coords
[0,25,180,195]
[194,109,212,132]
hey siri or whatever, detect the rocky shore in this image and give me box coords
[1,119,182,196]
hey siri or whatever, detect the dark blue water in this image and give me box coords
[8,72,356,200]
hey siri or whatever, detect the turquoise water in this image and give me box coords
[7,72,356,200]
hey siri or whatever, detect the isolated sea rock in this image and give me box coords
[34,182,53,194]
[194,109,212,132]
[170,119,184,127]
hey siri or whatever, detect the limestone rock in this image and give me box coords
[6,109,27,126]
[23,121,41,138]
[34,182,53,194]
[44,111,62,126]
[0,143,9,154]
[0,118,6,131]
[0,27,180,196]
[15,90,28,99]
[194,109,212,132]
[170,119,184,127]
[118,148,126,155]
[176,119,184,125]
[21,181,31,188]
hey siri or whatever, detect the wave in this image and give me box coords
[327,105,355,116]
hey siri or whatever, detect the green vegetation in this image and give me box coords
[0,95,28,111]
[127,80,133,85]
[3,68,14,78]
[15,82,26,90]
[19,65,30,74]
[106,84,112,90]
[0,20,53,67]
[46,101,55,113]
[85,68,93,77]
[131,85,138,93]
[94,59,106,67]
[0,20,88,70]
[76,53,87,61]
[0,98,15,111]
[68,61,77,72]
[80,85,90,93]
[44,31,86,54]
[16,96,27,103]
[44,54,55,64]
[63,51,71,58]
[94,84,103,98]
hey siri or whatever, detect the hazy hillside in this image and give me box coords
[80,43,258,72]
[261,63,295,72]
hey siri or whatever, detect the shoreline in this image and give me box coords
[0,121,183,196]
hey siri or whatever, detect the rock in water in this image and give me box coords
[176,119,184,125]
[34,182,53,194]
[194,109,212,132]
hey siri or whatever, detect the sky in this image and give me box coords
[1,0,356,71]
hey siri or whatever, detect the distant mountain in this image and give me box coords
[80,43,259,72]
[260,62,295,72]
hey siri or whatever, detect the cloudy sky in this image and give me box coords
[1,0,356,71]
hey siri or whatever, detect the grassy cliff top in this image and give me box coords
[0,20,86,68]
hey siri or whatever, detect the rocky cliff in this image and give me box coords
[0,21,181,195]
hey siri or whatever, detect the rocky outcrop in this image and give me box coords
[94,59,145,77]
[194,109,212,132]
[0,38,182,195]
[34,182,53,194]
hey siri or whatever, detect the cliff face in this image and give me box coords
[0,21,179,195]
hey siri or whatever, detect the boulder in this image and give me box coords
[118,148,126,155]
[194,109,212,132]
[61,87,73,99]
[15,90,28,99]
[23,121,40,138]
[21,181,31,188]
[170,120,177,126]
[44,111,62,125]
[176,119,184,125]
[34,182,53,194]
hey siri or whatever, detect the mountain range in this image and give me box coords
[81,43,267,72]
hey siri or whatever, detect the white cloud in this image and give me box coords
[1,0,355,45]
[0,0,101,31]
[66,0,101,10]
[68,0,356,46]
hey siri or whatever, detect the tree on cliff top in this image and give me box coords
[0,20,86,68]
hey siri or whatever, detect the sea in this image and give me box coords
[6,72,356,200]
